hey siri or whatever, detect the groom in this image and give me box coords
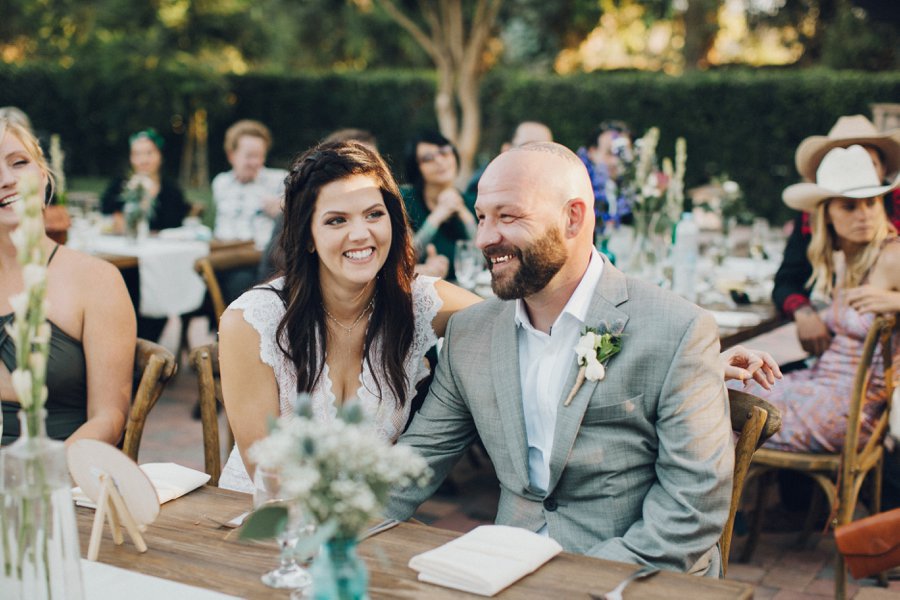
[387,142,733,576]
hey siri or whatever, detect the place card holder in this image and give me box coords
[68,440,160,561]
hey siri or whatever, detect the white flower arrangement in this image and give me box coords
[246,398,431,540]
[5,173,51,422]
[564,327,623,407]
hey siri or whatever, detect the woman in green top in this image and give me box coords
[402,131,477,279]
[0,117,135,446]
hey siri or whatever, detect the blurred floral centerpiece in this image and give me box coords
[619,127,686,275]
[242,398,431,599]
[119,174,155,240]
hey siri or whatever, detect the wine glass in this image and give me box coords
[454,240,481,289]
[253,466,313,590]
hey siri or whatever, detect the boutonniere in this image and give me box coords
[563,327,623,407]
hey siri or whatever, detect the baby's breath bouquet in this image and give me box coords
[245,399,430,540]
[241,398,430,599]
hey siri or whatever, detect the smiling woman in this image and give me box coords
[0,117,136,447]
[217,141,480,493]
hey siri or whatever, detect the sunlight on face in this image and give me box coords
[0,132,46,227]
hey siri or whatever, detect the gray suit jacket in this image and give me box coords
[387,258,734,575]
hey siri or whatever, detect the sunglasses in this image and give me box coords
[418,145,454,164]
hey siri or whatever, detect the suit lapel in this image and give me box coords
[546,259,630,493]
[490,301,532,490]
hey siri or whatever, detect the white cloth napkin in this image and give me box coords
[89,236,209,317]
[408,525,562,597]
[710,310,764,329]
[73,462,210,509]
[82,559,240,599]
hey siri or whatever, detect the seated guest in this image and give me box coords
[0,118,135,445]
[773,115,900,357]
[212,120,287,303]
[217,141,479,492]
[735,144,900,453]
[212,119,285,246]
[101,128,190,232]
[465,121,554,195]
[576,120,634,227]
[387,142,734,576]
[100,128,190,341]
[402,131,477,278]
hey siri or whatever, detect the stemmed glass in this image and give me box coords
[253,466,313,591]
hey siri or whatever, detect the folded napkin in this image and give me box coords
[710,310,763,329]
[408,525,562,597]
[73,462,210,509]
[82,559,240,599]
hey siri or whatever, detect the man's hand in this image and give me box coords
[794,306,831,356]
[845,285,900,315]
[260,194,282,218]
[414,244,449,278]
[721,345,782,390]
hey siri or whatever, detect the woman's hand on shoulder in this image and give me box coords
[431,279,482,338]
[845,285,900,315]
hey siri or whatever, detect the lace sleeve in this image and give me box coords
[410,276,443,385]
[228,279,287,376]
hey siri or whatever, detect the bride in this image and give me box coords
[218,141,479,492]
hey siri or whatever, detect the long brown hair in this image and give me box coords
[274,141,417,405]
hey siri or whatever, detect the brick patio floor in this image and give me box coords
[139,318,900,599]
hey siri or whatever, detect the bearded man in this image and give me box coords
[386,142,733,576]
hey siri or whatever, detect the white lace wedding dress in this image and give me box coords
[218,276,443,493]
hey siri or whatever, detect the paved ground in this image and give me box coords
[140,317,900,599]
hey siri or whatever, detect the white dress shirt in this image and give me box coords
[515,248,604,494]
[211,167,287,246]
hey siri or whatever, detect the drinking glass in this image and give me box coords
[253,467,313,590]
[454,240,482,289]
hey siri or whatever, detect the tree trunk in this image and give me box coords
[681,0,720,70]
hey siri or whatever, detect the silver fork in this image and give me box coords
[589,565,660,600]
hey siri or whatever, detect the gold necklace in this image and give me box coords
[322,295,375,336]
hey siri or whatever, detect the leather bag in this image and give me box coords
[834,508,900,579]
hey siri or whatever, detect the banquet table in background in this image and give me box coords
[75,486,755,599]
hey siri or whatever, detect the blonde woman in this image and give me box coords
[731,144,900,452]
[0,118,135,445]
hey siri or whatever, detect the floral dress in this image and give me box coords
[218,276,442,493]
[732,255,900,453]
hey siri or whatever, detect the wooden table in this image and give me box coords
[716,303,787,350]
[76,486,754,599]
[94,238,259,270]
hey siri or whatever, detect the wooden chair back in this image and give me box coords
[190,342,229,486]
[122,338,178,462]
[194,245,261,327]
[721,388,781,574]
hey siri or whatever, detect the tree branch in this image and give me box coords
[374,0,439,60]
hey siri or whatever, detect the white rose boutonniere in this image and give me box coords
[564,327,623,407]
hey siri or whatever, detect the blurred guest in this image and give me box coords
[101,128,190,232]
[773,115,900,357]
[218,141,479,492]
[465,121,554,195]
[211,120,286,304]
[734,145,900,453]
[212,120,286,248]
[402,130,477,279]
[576,120,633,227]
[0,117,135,446]
[100,128,189,341]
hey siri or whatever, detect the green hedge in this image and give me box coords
[1,64,898,222]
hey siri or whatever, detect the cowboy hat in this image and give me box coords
[795,115,900,181]
[784,145,900,213]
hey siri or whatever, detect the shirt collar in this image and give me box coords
[514,248,604,332]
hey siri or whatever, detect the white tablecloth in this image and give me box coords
[89,236,209,317]
[82,560,240,599]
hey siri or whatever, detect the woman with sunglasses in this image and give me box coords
[402,131,477,279]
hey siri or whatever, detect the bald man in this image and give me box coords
[387,143,733,577]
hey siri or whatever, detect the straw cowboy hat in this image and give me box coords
[795,115,900,181]
[784,145,900,213]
